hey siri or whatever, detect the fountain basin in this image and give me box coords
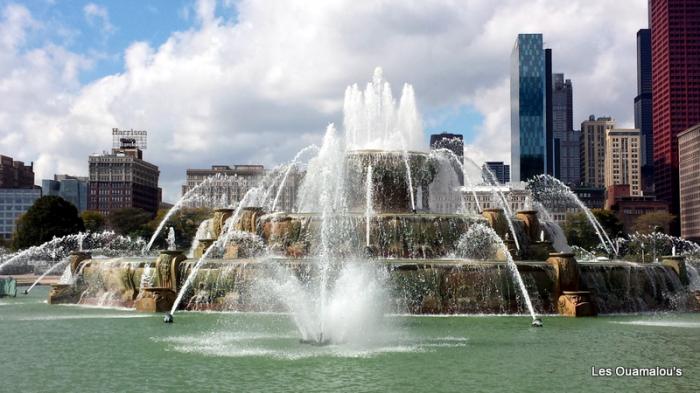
[59,256,698,316]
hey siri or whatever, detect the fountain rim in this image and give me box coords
[515,210,539,215]
[481,208,506,213]
[141,287,178,293]
[346,149,429,156]
[159,250,186,255]
[548,252,575,258]
[562,290,591,295]
[257,211,488,220]
[661,255,685,260]
[69,251,92,256]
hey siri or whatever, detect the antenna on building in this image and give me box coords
[112,128,148,150]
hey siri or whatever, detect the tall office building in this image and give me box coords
[634,28,654,192]
[511,34,547,182]
[678,124,700,242]
[0,155,40,239]
[551,74,579,185]
[650,0,700,232]
[604,128,642,197]
[484,162,510,184]
[42,175,88,212]
[88,139,160,215]
[580,115,615,188]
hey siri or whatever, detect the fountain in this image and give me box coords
[167,227,176,251]
[528,175,617,255]
[34,69,700,342]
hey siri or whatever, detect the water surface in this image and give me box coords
[1,286,698,392]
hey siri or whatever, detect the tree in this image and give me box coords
[107,208,153,237]
[563,209,624,251]
[591,209,624,239]
[632,211,676,234]
[12,196,85,250]
[144,207,212,250]
[564,212,598,250]
[81,210,106,233]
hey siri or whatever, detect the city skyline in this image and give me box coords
[0,0,647,201]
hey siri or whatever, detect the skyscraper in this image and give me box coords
[545,49,554,176]
[511,34,546,182]
[551,73,579,185]
[650,0,700,232]
[580,115,615,188]
[634,28,654,192]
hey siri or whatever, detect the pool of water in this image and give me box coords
[1,286,699,392]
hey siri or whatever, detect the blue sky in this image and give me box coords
[10,0,195,81]
[0,0,645,201]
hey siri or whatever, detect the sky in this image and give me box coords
[0,0,647,202]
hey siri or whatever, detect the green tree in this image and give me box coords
[591,209,624,238]
[144,207,212,250]
[564,209,624,251]
[81,210,106,233]
[12,196,85,250]
[107,208,153,237]
[632,211,676,234]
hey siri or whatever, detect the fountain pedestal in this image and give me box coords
[69,251,92,274]
[211,208,234,239]
[194,239,215,259]
[48,283,79,304]
[482,208,509,240]
[155,250,186,291]
[691,290,700,312]
[235,207,265,233]
[515,210,540,241]
[546,252,578,295]
[557,291,596,317]
[134,287,177,313]
[528,241,553,260]
[661,255,689,285]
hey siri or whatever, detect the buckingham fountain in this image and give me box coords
[20,69,699,344]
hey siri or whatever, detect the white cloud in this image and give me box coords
[83,3,114,36]
[0,0,646,201]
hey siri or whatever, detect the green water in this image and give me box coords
[1,286,699,393]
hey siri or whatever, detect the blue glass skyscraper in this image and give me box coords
[511,34,546,182]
